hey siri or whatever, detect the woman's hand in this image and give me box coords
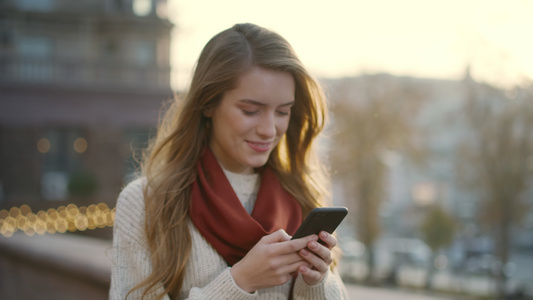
[297,231,337,285]
[230,229,318,293]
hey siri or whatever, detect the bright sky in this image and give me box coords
[167,0,533,91]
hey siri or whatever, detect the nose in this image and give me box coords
[256,112,276,138]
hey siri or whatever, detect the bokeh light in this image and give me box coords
[0,203,115,238]
[37,138,51,154]
[73,137,88,154]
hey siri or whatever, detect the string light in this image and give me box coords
[37,138,51,154]
[73,137,88,154]
[0,203,115,238]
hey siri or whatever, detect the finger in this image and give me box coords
[298,264,324,283]
[260,229,291,244]
[255,249,309,278]
[278,234,318,254]
[279,256,312,274]
[299,243,330,274]
[259,234,318,265]
[309,240,334,265]
[259,232,318,261]
[318,231,337,249]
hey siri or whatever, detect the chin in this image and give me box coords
[247,158,269,169]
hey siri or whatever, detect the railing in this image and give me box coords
[1,0,159,15]
[1,0,105,13]
[0,56,171,90]
[0,232,111,300]
[0,203,115,238]
[0,203,114,298]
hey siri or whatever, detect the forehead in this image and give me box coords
[224,67,295,103]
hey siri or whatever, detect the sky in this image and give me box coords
[167,0,533,91]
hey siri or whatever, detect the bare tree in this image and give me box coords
[457,78,533,298]
[420,204,455,289]
[328,74,426,283]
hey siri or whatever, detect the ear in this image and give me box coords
[203,106,213,118]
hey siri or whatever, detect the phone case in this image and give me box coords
[291,207,348,240]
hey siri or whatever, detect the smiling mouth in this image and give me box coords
[247,141,271,152]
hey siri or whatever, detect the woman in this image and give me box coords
[110,23,347,299]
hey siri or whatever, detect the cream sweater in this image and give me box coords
[110,176,348,300]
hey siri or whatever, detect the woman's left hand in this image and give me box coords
[297,231,337,285]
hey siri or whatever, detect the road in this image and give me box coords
[345,284,452,300]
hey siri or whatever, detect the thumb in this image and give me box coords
[261,229,291,244]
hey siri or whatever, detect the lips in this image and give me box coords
[247,141,272,152]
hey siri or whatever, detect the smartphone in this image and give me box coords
[291,207,348,240]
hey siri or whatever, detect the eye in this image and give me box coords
[242,110,259,116]
[276,106,292,116]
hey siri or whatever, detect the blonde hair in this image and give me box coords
[132,23,330,299]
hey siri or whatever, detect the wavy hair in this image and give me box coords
[131,23,331,299]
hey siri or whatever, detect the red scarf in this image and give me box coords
[189,147,302,266]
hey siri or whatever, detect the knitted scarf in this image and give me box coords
[189,147,302,266]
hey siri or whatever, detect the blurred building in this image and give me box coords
[326,74,533,249]
[0,0,173,222]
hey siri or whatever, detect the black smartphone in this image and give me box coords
[291,207,348,240]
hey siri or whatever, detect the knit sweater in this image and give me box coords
[110,176,348,300]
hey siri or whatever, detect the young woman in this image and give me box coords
[110,23,348,300]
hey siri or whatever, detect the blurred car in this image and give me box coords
[375,237,432,269]
[338,236,366,280]
[339,236,366,259]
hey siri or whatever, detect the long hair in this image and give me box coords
[131,23,330,299]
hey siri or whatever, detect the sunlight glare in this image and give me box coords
[168,0,533,90]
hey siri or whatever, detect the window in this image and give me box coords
[39,129,87,200]
[18,0,54,12]
[102,40,119,60]
[132,40,154,66]
[133,0,152,16]
[17,36,53,58]
[156,0,167,18]
[15,36,54,81]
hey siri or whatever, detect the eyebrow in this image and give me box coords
[239,99,295,107]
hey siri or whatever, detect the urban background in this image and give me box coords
[0,0,532,299]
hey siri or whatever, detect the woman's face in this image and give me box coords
[206,67,295,174]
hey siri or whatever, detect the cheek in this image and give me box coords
[276,118,291,135]
[224,113,254,137]
[213,108,242,130]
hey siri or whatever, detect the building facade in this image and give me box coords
[0,0,173,224]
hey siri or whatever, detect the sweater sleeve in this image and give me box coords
[292,268,349,300]
[109,179,260,300]
[185,268,258,300]
[109,178,171,300]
